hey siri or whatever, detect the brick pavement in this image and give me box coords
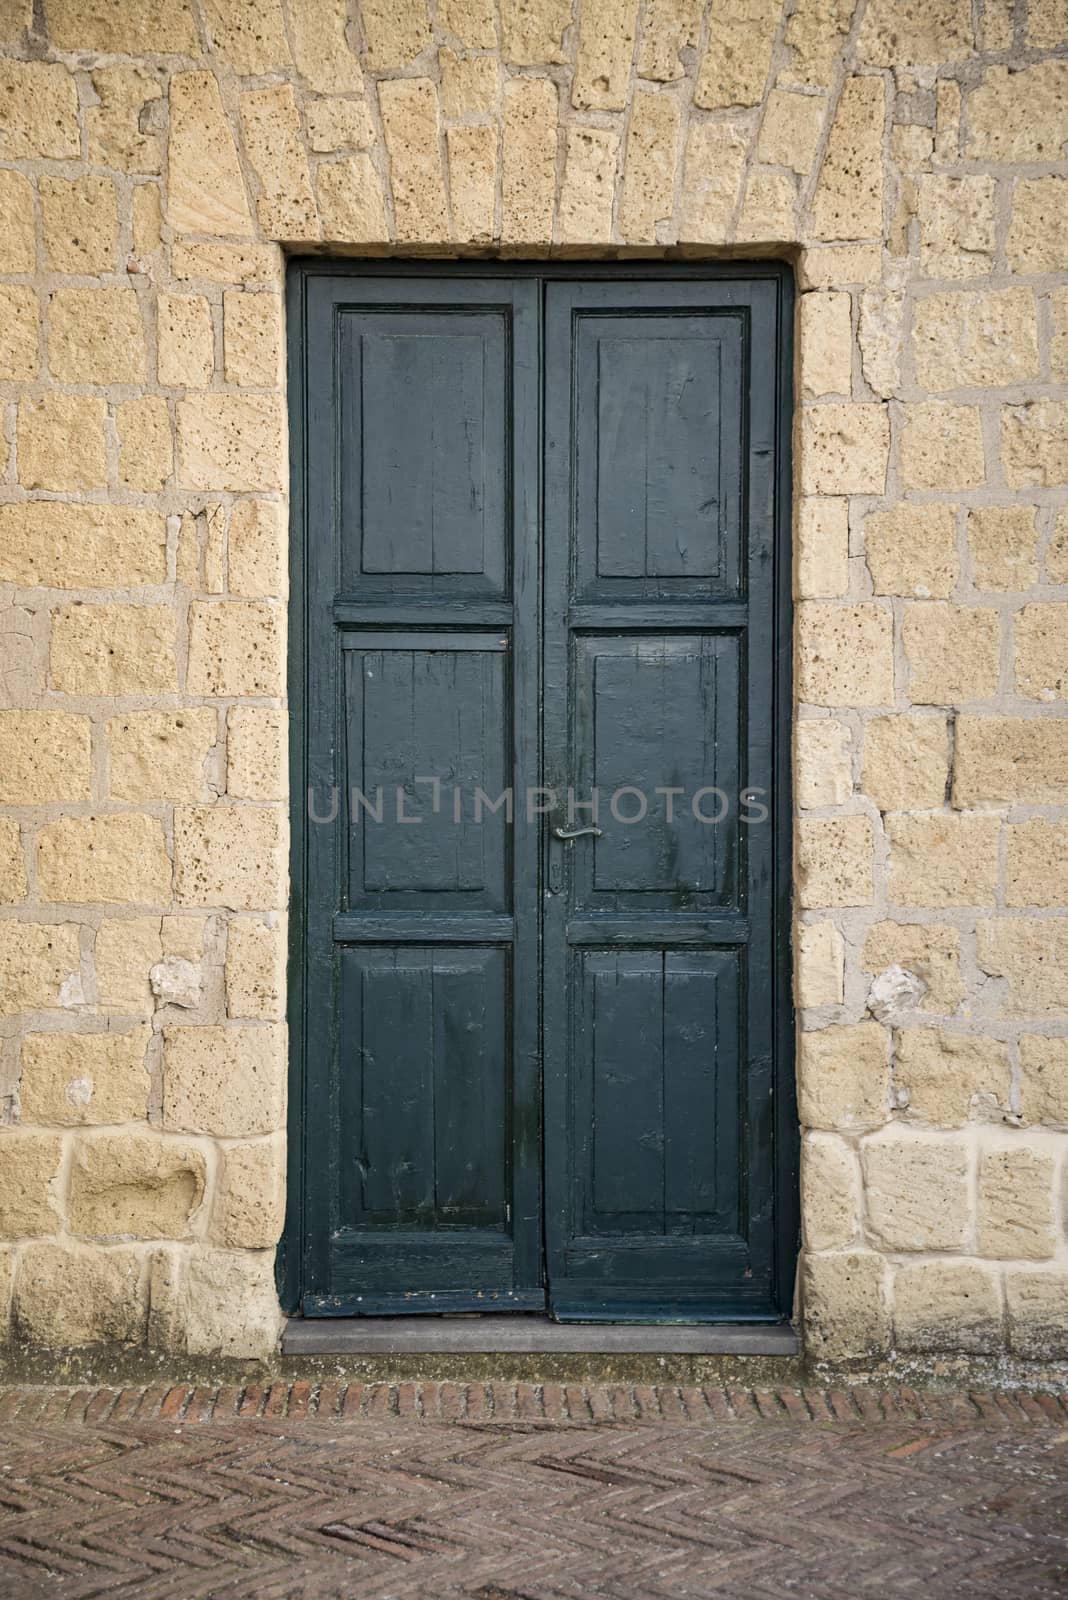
[0,1381,1066,1597]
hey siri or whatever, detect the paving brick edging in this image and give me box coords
[2,1381,1066,1427]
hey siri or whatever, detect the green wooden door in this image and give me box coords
[283,265,796,1323]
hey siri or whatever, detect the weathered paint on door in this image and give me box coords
[283,264,796,1323]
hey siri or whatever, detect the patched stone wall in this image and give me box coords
[0,0,1065,1363]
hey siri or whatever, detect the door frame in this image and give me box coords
[278,259,797,1323]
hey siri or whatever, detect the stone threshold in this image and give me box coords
[282,1315,800,1356]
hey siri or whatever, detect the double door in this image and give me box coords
[285,265,795,1323]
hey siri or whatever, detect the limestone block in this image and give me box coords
[0,170,34,272]
[977,919,1068,1018]
[1015,605,1068,700]
[167,72,253,237]
[1007,178,1068,275]
[1029,0,1068,44]
[1053,295,1068,386]
[1006,1271,1068,1359]
[212,1135,285,1247]
[117,397,172,493]
[379,78,449,242]
[1019,1036,1068,1127]
[801,1132,858,1250]
[14,1243,146,1348]
[162,1024,285,1136]
[798,244,882,291]
[37,814,171,907]
[186,601,283,697]
[68,1131,206,1240]
[798,1021,890,1131]
[200,0,288,73]
[94,918,162,1015]
[862,923,962,1014]
[18,395,108,493]
[1006,820,1068,908]
[439,48,498,118]
[796,920,845,1009]
[800,293,852,401]
[757,90,826,174]
[173,805,287,911]
[291,0,363,91]
[966,62,1068,162]
[240,86,320,240]
[0,922,81,1016]
[172,243,281,286]
[797,498,849,600]
[678,121,748,245]
[913,289,1038,391]
[857,290,903,399]
[803,1249,890,1360]
[694,0,779,109]
[20,1027,151,1126]
[447,126,497,244]
[796,719,852,807]
[0,1129,63,1236]
[179,1247,282,1358]
[894,1261,1002,1354]
[40,176,117,275]
[87,66,162,174]
[887,813,1000,907]
[226,918,285,1020]
[132,184,162,255]
[177,395,285,492]
[158,294,214,388]
[808,77,885,241]
[966,508,1037,593]
[858,0,973,62]
[0,819,26,903]
[916,175,996,280]
[899,403,985,490]
[226,707,286,801]
[1001,402,1068,489]
[979,0,1015,49]
[47,0,196,51]
[360,0,432,67]
[107,710,217,804]
[0,60,79,159]
[797,816,873,908]
[862,716,949,812]
[556,124,619,243]
[573,0,638,110]
[619,92,680,244]
[861,1127,969,1250]
[797,604,894,707]
[953,716,1068,807]
[317,154,389,243]
[0,286,37,380]
[48,288,146,385]
[306,100,375,153]
[864,505,957,599]
[224,293,283,387]
[800,404,889,495]
[0,711,91,804]
[500,0,572,63]
[737,168,800,242]
[977,1141,1056,1259]
[228,502,286,599]
[51,604,177,696]
[903,603,1000,704]
[894,1029,1010,1125]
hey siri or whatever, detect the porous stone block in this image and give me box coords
[226,707,286,801]
[87,65,162,174]
[557,124,620,243]
[977,1142,1056,1259]
[40,176,117,275]
[966,61,1068,162]
[0,59,79,158]
[226,918,285,1020]
[800,404,890,495]
[859,0,973,63]
[48,288,146,384]
[177,395,285,492]
[977,919,1068,1018]
[0,1129,63,1236]
[0,922,81,1016]
[757,89,826,174]
[916,175,996,280]
[1001,402,1068,488]
[1007,177,1068,274]
[572,0,640,110]
[117,396,172,493]
[1006,1271,1068,1359]
[913,288,1038,390]
[240,85,320,240]
[14,1244,146,1348]
[620,91,681,243]
[0,819,26,903]
[966,508,1037,592]
[797,604,894,707]
[1014,605,1068,700]
[162,1024,285,1137]
[37,814,171,907]
[798,1022,890,1131]
[861,1127,969,1251]
[173,805,287,911]
[902,604,1000,704]
[796,920,845,1008]
[50,605,177,695]
[447,125,497,244]
[1006,820,1068,908]
[0,169,34,273]
[893,1029,1010,1125]
[212,1135,285,1247]
[953,716,1068,806]
[186,601,283,697]
[379,78,449,242]
[894,1261,1002,1353]
[68,1132,207,1239]
[158,294,214,388]
[0,505,165,590]
[796,719,852,807]
[18,395,107,493]
[19,1027,151,1126]
[107,710,218,804]
[46,0,197,52]
[228,502,286,599]
[801,1132,858,1249]
[178,1247,282,1358]
[803,1249,890,1360]
[862,716,949,813]
[797,816,873,908]
[0,711,91,804]
[200,0,289,74]
[887,813,1000,907]
[800,292,853,400]
[864,505,957,599]
[223,293,283,387]
[316,153,389,242]
[501,78,558,246]
[899,403,985,490]
[678,120,748,245]
[167,71,253,237]
[808,76,885,240]
[93,918,161,1015]
[305,98,374,153]
[1019,1036,1068,1126]
[291,0,363,91]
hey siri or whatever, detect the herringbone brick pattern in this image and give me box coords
[0,1383,1065,1597]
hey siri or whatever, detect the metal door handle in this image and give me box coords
[552,825,603,840]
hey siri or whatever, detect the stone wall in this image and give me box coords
[0,0,1065,1362]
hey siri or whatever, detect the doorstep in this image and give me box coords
[281,1315,800,1356]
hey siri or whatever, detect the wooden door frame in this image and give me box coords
[278,259,797,1323]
